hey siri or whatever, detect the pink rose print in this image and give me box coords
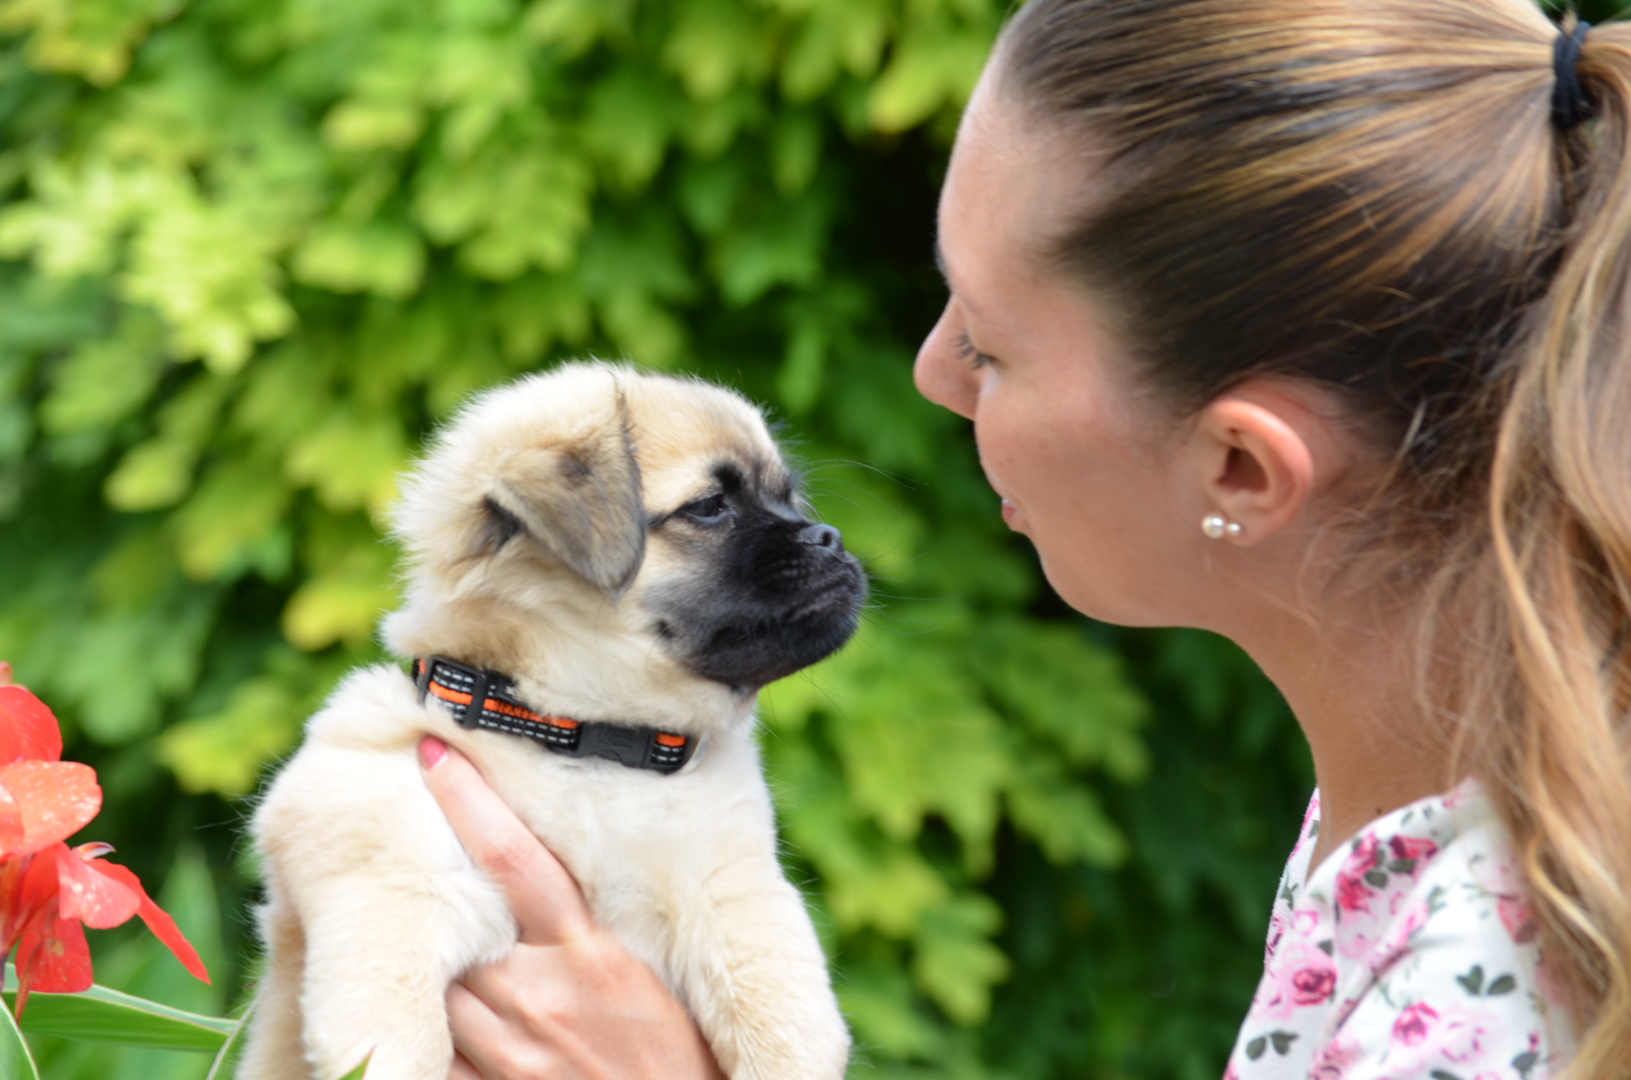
[1310,1035,1362,1080]
[1291,963,1337,1006]
[1387,834,1438,865]
[1265,913,1287,963]
[1438,1005,1500,1064]
[1498,895,1537,944]
[1335,835,1382,914]
[1250,941,1337,1021]
[1392,1001,1439,1047]
[1383,1004,1504,1075]
[1292,908,1320,936]
[1474,850,1539,944]
[1221,1060,1239,1080]
[1335,872,1373,914]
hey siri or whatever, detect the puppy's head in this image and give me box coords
[384,362,865,715]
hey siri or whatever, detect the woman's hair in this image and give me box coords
[994,0,1631,1071]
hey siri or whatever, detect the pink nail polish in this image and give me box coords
[418,735,447,770]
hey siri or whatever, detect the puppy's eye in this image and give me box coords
[679,494,728,523]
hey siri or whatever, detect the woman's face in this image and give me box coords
[914,72,1199,625]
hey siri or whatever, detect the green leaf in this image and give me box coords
[283,412,407,516]
[1007,757,1128,867]
[321,100,425,152]
[0,997,38,1079]
[121,183,297,373]
[583,68,676,189]
[712,196,827,305]
[866,8,993,134]
[40,313,167,436]
[974,617,1150,780]
[281,530,398,651]
[157,676,305,795]
[660,0,768,101]
[204,1005,248,1080]
[2,967,233,1052]
[769,109,821,195]
[413,125,594,280]
[334,1052,372,1080]
[292,220,426,300]
[910,893,1010,1026]
[779,0,890,101]
[836,956,944,1059]
[173,459,293,581]
[522,0,632,56]
[103,373,231,512]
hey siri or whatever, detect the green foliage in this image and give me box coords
[0,1,1315,1076]
[3,966,235,1052]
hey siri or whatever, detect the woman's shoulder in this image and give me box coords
[1229,779,1575,1080]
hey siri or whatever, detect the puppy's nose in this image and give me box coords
[797,523,842,550]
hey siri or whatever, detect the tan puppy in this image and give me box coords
[238,363,862,1080]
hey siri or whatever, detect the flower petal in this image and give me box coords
[87,862,210,984]
[54,844,140,929]
[13,908,91,1017]
[0,781,25,855]
[0,687,62,763]
[0,761,101,857]
[0,850,62,957]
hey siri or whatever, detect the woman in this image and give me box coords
[419,0,1631,1075]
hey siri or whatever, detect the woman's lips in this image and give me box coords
[1000,498,1017,526]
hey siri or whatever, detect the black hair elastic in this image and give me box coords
[1552,20,1592,130]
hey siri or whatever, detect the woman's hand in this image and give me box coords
[418,735,726,1080]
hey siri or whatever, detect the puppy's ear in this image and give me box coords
[486,410,645,593]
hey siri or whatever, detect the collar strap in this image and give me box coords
[412,656,697,775]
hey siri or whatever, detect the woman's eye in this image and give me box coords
[954,328,994,370]
[681,494,728,522]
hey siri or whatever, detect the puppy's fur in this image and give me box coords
[239,363,862,1080]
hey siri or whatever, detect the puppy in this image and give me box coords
[238,362,862,1080]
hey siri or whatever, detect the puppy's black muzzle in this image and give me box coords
[649,515,867,691]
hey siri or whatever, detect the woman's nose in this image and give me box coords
[913,306,977,420]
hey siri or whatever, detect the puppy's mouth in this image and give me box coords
[645,543,867,693]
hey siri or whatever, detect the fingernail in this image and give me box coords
[418,735,448,770]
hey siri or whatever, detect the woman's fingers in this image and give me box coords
[418,735,592,946]
[448,1049,485,1080]
[446,981,537,1080]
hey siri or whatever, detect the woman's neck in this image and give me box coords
[1229,587,1455,871]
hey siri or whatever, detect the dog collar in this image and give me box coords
[411,656,698,775]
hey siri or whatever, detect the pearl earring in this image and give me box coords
[1202,513,1243,540]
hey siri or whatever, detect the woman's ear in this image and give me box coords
[1190,389,1319,545]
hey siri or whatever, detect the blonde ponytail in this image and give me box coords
[1471,22,1631,1072]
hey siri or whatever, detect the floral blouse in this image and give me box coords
[1224,778,1576,1080]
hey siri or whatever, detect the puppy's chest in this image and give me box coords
[473,739,768,898]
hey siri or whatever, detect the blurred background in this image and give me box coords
[3,0,1600,1077]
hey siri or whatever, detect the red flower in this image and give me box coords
[0,684,210,1016]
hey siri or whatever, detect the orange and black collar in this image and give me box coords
[412,656,698,775]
